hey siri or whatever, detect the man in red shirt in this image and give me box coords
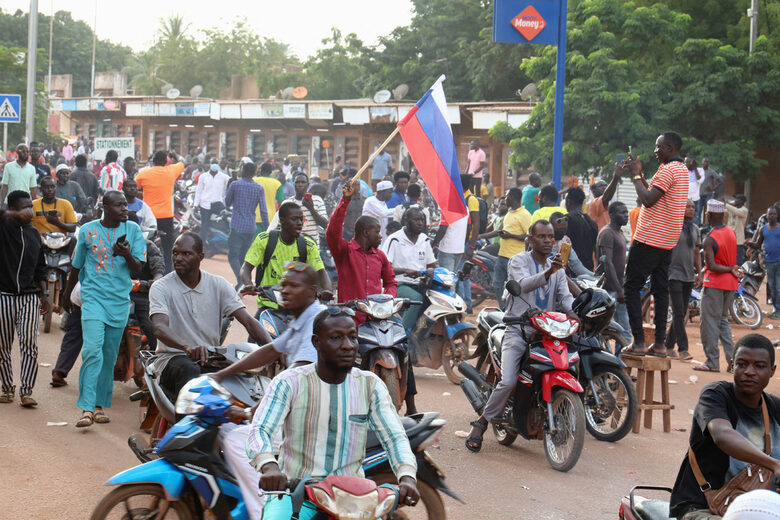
[622,132,689,356]
[695,199,739,372]
[326,180,398,310]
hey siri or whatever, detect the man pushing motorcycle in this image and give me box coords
[465,219,575,452]
[249,307,421,518]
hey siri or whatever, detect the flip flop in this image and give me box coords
[465,421,488,453]
[621,347,648,357]
[646,348,668,358]
[94,407,110,424]
[692,365,719,373]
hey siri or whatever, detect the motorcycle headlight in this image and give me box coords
[175,375,231,415]
[436,272,456,288]
[532,315,579,339]
[332,487,380,519]
[310,487,338,516]
[367,299,395,320]
[375,492,398,518]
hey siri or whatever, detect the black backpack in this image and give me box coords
[254,230,308,286]
[468,194,489,234]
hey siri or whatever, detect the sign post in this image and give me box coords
[93,137,135,162]
[0,94,22,154]
[493,0,568,188]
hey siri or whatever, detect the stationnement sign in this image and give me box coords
[93,137,135,162]
[0,94,21,123]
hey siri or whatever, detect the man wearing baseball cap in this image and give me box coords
[696,198,739,373]
[362,180,395,238]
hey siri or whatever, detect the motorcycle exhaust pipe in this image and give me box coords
[460,379,487,415]
[457,362,490,391]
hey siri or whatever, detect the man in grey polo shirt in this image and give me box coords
[149,232,271,399]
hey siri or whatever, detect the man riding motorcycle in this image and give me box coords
[465,219,576,452]
[250,307,421,519]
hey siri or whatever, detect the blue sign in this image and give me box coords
[493,0,560,45]
[0,94,21,123]
[493,0,568,189]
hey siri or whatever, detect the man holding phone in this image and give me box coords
[61,190,146,427]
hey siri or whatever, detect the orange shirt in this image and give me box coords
[135,162,184,219]
[629,206,641,243]
[587,195,610,231]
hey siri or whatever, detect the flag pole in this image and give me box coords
[350,125,402,184]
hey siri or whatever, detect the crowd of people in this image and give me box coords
[1,131,779,519]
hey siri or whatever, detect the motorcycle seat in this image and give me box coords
[365,416,419,451]
[485,311,504,328]
[634,499,673,520]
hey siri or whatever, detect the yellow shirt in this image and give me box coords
[498,206,532,258]
[530,205,568,224]
[253,176,283,224]
[32,198,76,234]
[464,190,481,213]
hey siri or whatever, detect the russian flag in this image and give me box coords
[398,75,467,226]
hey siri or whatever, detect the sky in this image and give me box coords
[3,0,415,58]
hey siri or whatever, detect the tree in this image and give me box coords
[0,45,51,145]
[491,0,780,181]
[303,29,370,99]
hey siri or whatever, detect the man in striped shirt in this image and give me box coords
[622,132,689,356]
[248,308,420,516]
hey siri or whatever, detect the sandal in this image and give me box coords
[692,365,719,373]
[94,407,110,424]
[76,410,95,428]
[0,391,13,403]
[465,421,488,453]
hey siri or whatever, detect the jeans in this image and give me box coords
[438,251,471,307]
[228,231,255,287]
[607,291,632,344]
[157,217,175,273]
[767,261,780,314]
[493,256,510,310]
[624,241,672,346]
[700,287,735,370]
[457,258,472,308]
[664,280,694,352]
[77,319,124,411]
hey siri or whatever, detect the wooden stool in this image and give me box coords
[622,354,674,433]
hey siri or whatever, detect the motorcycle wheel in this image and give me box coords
[90,484,194,520]
[492,423,517,446]
[43,280,56,333]
[600,330,630,356]
[442,336,471,385]
[470,292,487,308]
[376,366,403,410]
[543,389,586,472]
[372,472,446,520]
[729,295,763,329]
[583,366,637,443]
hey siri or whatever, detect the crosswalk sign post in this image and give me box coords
[0,94,21,156]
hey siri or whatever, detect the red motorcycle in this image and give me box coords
[458,281,586,472]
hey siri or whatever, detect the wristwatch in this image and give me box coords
[632,176,643,182]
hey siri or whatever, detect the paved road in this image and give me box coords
[1,255,778,519]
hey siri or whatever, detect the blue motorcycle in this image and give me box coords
[409,267,477,384]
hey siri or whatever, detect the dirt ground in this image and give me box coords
[1,255,779,519]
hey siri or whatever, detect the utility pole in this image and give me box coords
[748,0,759,55]
[47,0,53,96]
[90,0,97,97]
[25,0,39,144]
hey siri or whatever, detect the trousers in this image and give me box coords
[766,261,780,314]
[220,423,264,520]
[77,319,124,411]
[53,305,83,377]
[624,241,672,346]
[607,291,633,344]
[157,217,175,273]
[482,326,526,422]
[131,292,156,349]
[665,280,694,352]
[228,231,255,287]
[0,293,40,395]
[493,256,510,310]
[200,201,225,250]
[700,287,735,371]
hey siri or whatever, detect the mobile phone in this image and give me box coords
[616,153,626,164]
[113,234,127,256]
[303,193,313,202]
[559,242,572,266]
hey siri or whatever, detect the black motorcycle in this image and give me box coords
[40,232,73,333]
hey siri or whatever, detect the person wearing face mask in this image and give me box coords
[194,159,230,254]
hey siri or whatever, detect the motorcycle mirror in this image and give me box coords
[505,280,522,297]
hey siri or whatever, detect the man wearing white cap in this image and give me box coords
[696,198,739,373]
[54,163,88,213]
[362,180,395,238]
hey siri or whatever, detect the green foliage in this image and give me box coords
[492,0,780,181]
[0,8,133,97]
[0,45,51,144]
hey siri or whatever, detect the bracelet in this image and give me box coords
[632,176,643,182]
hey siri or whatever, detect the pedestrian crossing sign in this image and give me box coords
[0,94,21,123]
